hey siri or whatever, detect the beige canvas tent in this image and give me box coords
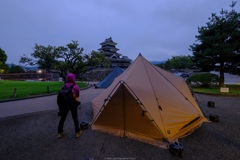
[91,54,208,148]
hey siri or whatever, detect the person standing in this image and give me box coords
[57,73,81,138]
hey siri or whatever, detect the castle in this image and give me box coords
[98,37,132,68]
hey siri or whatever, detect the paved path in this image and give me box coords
[0,87,240,159]
[0,86,105,118]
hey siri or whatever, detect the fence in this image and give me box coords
[0,73,51,81]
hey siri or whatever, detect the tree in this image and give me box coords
[190,1,240,87]
[88,50,111,68]
[8,64,25,73]
[0,48,9,73]
[54,41,86,78]
[55,41,110,79]
[0,48,7,65]
[20,44,56,72]
[159,55,193,70]
[20,41,110,80]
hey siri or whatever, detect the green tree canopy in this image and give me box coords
[54,40,88,78]
[0,48,7,66]
[158,55,193,70]
[88,50,111,68]
[0,48,9,73]
[20,44,56,72]
[55,41,110,78]
[8,64,25,73]
[20,41,110,79]
[190,1,240,86]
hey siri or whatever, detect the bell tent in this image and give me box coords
[91,54,208,148]
[95,66,124,88]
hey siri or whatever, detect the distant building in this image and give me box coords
[98,37,132,68]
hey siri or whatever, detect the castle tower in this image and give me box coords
[98,37,132,68]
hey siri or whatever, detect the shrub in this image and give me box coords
[186,73,220,87]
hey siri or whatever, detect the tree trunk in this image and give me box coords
[219,62,225,87]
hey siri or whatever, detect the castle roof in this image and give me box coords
[100,37,117,46]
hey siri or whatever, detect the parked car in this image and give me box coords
[180,73,190,78]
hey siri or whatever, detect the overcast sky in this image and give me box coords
[1,0,240,64]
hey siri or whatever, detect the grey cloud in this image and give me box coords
[0,0,239,64]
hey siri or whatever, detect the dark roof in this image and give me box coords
[100,37,117,45]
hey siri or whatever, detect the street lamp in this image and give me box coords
[37,69,42,73]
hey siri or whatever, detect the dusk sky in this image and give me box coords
[1,0,240,65]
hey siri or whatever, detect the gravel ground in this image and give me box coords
[0,93,239,160]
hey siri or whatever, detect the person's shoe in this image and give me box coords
[75,131,82,138]
[57,133,63,139]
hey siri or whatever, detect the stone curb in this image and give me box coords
[193,91,240,97]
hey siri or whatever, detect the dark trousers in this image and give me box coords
[58,105,80,133]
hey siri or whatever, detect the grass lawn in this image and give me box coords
[191,84,240,96]
[0,80,87,100]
